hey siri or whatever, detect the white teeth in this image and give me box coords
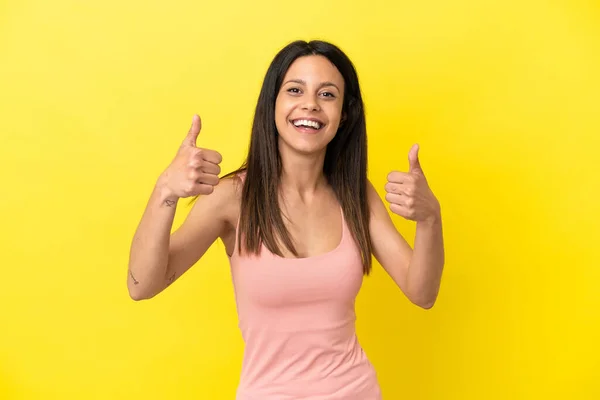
[293,119,322,129]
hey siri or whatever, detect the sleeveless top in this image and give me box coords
[228,178,382,399]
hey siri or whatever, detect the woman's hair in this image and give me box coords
[222,39,373,274]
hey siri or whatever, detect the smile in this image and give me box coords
[290,118,324,131]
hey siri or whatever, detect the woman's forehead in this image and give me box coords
[283,55,344,86]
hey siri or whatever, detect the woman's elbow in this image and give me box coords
[409,291,438,310]
[417,299,436,310]
[128,290,147,301]
[127,283,156,301]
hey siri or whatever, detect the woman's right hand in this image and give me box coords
[157,115,223,200]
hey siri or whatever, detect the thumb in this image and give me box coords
[184,114,202,147]
[408,143,422,174]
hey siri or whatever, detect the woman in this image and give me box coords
[128,40,445,399]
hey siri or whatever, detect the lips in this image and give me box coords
[290,118,325,131]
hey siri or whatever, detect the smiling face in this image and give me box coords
[274,55,345,156]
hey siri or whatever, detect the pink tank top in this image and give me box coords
[228,185,382,399]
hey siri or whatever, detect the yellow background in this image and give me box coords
[1,0,599,398]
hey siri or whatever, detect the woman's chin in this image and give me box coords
[279,140,326,157]
[277,129,334,157]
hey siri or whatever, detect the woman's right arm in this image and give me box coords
[127,115,229,300]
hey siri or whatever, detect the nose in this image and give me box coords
[301,94,320,111]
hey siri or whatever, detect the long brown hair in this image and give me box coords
[222,40,373,274]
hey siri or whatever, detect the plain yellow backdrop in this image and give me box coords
[1,0,599,399]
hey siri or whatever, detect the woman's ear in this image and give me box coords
[340,112,347,124]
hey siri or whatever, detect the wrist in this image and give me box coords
[421,206,441,226]
[155,175,179,204]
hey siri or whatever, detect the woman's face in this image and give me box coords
[274,55,345,156]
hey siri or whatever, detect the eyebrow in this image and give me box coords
[283,79,341,92]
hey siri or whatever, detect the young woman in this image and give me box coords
[128,40,445,399]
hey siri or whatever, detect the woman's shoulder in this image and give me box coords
[186,170,243,224]
[212,170,244,226]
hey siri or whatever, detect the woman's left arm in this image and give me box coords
[367,144,445,309]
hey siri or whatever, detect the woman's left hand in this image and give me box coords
[384,144,441,223]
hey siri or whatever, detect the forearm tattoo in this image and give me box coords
[129,270,139,285]
[164,199,176,207]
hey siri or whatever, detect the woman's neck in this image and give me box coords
[279,148,327,199]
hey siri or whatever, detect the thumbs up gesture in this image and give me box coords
[158,115,223,199]
[384,144,440,222]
